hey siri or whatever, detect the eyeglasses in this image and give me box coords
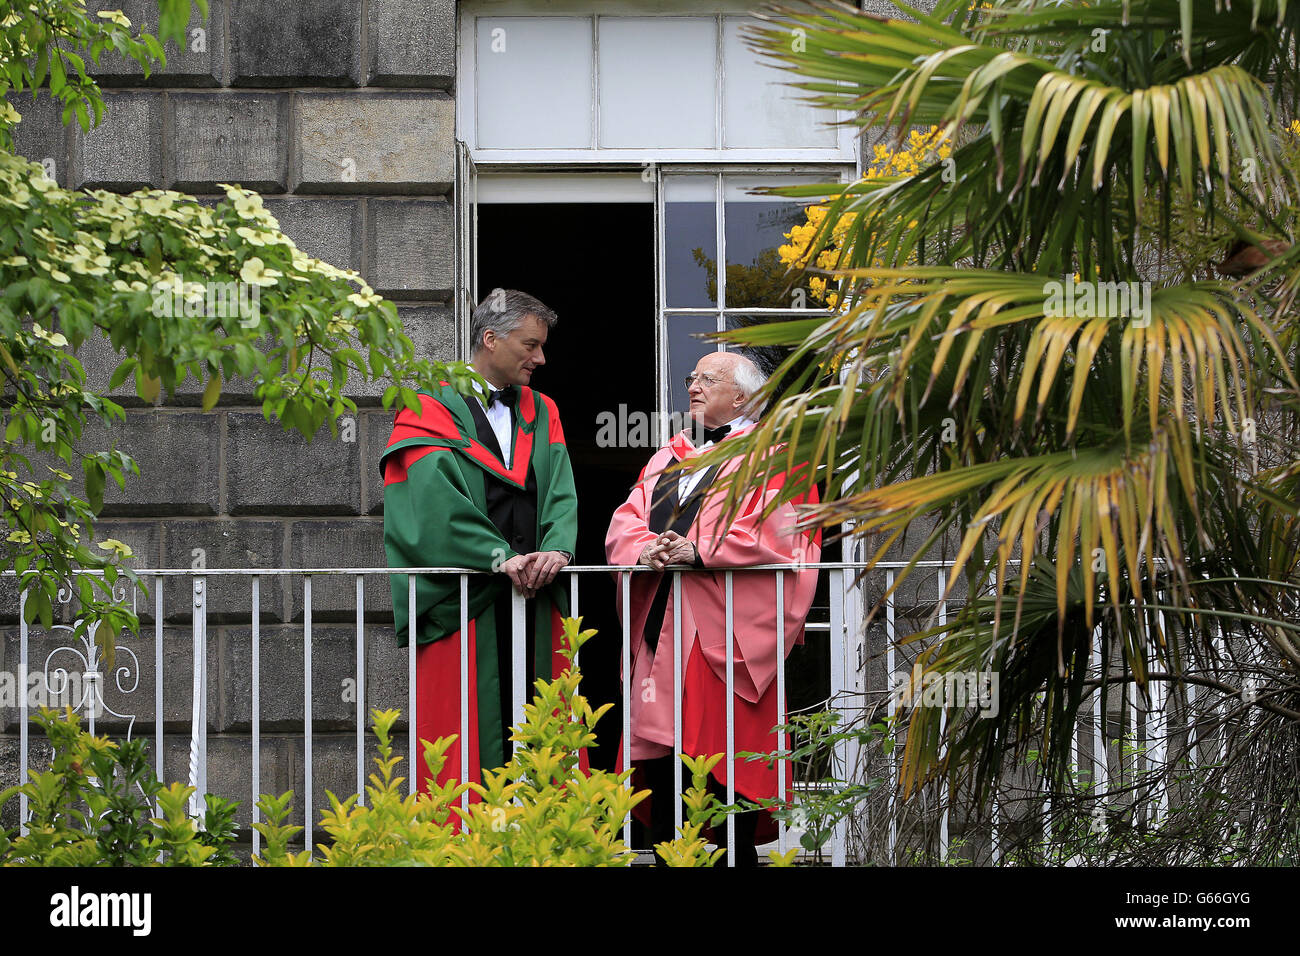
[684,373,733,390]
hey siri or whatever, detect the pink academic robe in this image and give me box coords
[605,426,821,832]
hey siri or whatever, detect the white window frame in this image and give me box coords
[456,0,860,165]
[654,162,853,436]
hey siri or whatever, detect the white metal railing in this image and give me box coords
[3,562,1248,865]
[5,561,899,866]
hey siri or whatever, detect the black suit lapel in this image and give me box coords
[466,396,507,464]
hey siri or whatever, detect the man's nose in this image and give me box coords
[533,346,545,366]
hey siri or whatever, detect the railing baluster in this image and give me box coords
[673,570,683,837]
[187,576,207,820]
[1092,624,1107,840]
[304,574,312,856]
[355,574,365,806]
[621,571,632,849]
[511,589,526,749]
[569,571,580,673]
[843,566,863,865]
[775,569,785,858]
[251,574,260,856]
[1128,643,1138,810]
[885,568,896,866]
[829,568,846,867]
[725,571,735,868]
[407,574,417,797]
[937,569,948,863]
[155,575,164,808]
[1214,623,1226,766]
[991,800,1001,866]
[18,588,28,836]
[460,573,469,810]
[1152,605,1168,826]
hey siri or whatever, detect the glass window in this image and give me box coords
[476,17,594,148]
[668,315,719,418]
[598,17,718,149]
[722,17,838,149]
[723,175,821,309]
[664,175,718,308]
[465,11,855,161]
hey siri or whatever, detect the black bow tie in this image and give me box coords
[702,423,731,445]
[486,387,517,410]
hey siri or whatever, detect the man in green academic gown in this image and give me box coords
[380,289,577,791]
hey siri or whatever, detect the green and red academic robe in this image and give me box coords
[380,382,577,793]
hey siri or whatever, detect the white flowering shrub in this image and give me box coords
[0,2,476,653]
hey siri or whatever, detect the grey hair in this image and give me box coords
[730,353,769,416]
[469,289,558,354]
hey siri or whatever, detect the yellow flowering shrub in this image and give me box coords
[778,126,952,309]
[254,619,772,867]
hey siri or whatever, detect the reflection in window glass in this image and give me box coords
[477,18,594,149]
[598,17,718,148]
[668,314,718,418]
[723,176,821,309]
[664,176,717,308]
[722,17,838,149]
[725,314,838,420]
[723,315,783,380]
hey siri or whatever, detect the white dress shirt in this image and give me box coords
[472,384,514,469]
[679,414,755,500]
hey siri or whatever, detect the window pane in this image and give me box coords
[722,176,822,309]
[477,18,593,148]
[664,175,718,308]
[722,17,839,149]
[598,17,717,148]
[668,314,718,418]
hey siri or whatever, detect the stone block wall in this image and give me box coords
[1,0,458,839]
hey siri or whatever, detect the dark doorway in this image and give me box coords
[477,201,655,771]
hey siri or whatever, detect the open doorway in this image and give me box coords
[476,192,843,804]
[477,201,654,770]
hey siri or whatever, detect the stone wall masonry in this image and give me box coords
[84,0,226,87]
[71,90,165,190]
[224,412,363,516]
[365,199,456,299]
[295,92,454,194]
[260,197,363,273]
[369,0,457,87]
[230,0,363,88]
[285,523,389,620]
[168,92,291,192]
[6,92,72,186]
[5,0,457,312]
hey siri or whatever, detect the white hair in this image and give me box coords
[729,353,768,416]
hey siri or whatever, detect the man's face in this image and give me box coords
[687,353,744,428]
[477,313,548,387]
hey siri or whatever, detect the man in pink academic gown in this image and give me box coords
[605,351,821,866]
